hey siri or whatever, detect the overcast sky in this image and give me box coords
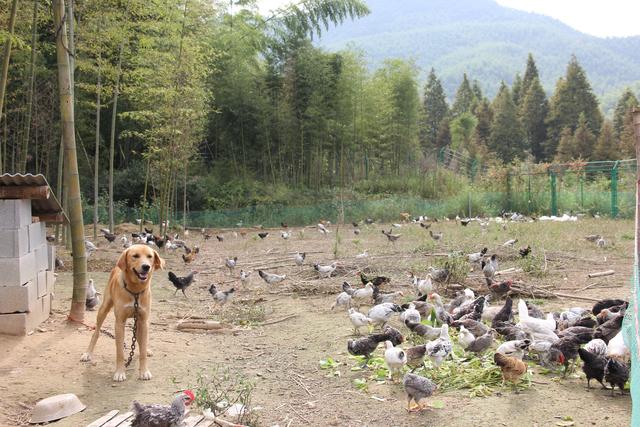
[256,0,640,38]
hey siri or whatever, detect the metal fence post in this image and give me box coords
[611,163,619,218]
[580,174,584,209]
[506,172,512,212]
[550,172,558,216]
[527,174,532,214]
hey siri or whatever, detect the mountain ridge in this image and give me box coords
[316,0,640,112]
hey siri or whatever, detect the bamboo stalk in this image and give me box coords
[587,270,615,278]
[53,0,88,322]
[0,0,19,127]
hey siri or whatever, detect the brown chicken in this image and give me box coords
[494,352,527,385]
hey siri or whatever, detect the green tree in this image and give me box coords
[613,88,638,137]
[593,120,617,160]
[555,127,576,161]
[573,113,595,159]
[489,82,524,162]
[545,55,603,158]
[520,76,548,161]
[619,108,637,157]
[473,98,492,148]
[435,119,451,148]
[451,73,475,117]
[512,73,523,107]
[420,68,449,150]
[450,112,477,152]
[520,53,540,99]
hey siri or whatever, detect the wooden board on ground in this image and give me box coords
[99,411,133,427]
[86,410,119,427]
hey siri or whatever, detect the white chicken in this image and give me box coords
[585,338,608,357]
[457,325,475,349]
[280,230,291,240]
[400,303,421,324]
[330,292,352,311]
[355,250,368,259]
[384,341,407,380]
[368,303,402,328]
[496,339,531,360]
[409,273,433,296]
[318,223,330,235]
[314,262,337,278]
[606,331,630,362]
[351,283,374,306]
[516,299,556,334]
[240,269,251,284]
[294,252,306,266]
[348,308,372,334]
[467,247,488,263]
[425,324,452,367]
[85,239,97,256]
[258,270,286,284]
[482,254,498,285]
[502,238,518,247]
[225,257,237,274]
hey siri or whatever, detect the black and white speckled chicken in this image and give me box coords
[85,279,100,310]
[491,296,514,326]
[518,245,531,258]
[347,327,404,362]
[131,390,194,427]
[100,228,117,243]
[403,373,437,412]
[208,284,235,306]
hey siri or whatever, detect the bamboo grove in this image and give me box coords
[1,0,639,220]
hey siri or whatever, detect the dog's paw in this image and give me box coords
[113,370,127,382]
[80,352,92,362]
[139,370,153,381]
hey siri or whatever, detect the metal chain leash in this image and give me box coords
[125,292,140,368]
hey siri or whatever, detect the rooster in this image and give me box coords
[168,271,198,297]
[131,390,194,427]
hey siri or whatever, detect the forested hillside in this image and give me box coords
[0,0,638,222]
[317,0,640,113]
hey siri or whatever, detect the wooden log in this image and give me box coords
[587,270,615,278]
[0,185,49,199]
[177,320,229,331]
[86,410,119,427]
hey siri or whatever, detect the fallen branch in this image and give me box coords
[259,313,299,326]
[587,270,615,278]
[553,292,601,302]
[177,320,230,331]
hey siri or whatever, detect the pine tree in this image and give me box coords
[474,99,493,147]
[619,108,637,157]
[489,82,525,162]
[420,68,449,149]
[555,127,577,161]
[546,56,603,158]
[520,77,549,161]
[451,73,475,117]
[450,112,477,152]
[471,80,483,102]
[521,53,540,98]
[512,73,523,107]
[613,88,639,137]
[435,119,451,148]
[573,113,595,159]
[593,120,617,161]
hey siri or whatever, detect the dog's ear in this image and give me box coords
[153,250,165,271]
[117,248,129,271]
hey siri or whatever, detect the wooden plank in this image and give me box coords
[101,411,133,427]
[182,415,204,427]
[0,185,50,199]
[37,213,66,223]
[86,410,119,427]
[196,420,214,427]
[587,269,615,278]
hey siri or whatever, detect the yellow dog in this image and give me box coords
[81,244,164,381]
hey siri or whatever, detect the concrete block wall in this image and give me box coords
[0,200,56,336]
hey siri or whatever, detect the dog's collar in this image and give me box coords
[122,280,146,297]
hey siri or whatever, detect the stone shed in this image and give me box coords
[0,173,67,335]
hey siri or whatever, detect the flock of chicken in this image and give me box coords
[79,215,631,420]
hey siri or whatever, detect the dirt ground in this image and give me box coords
[0,218,634,426]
